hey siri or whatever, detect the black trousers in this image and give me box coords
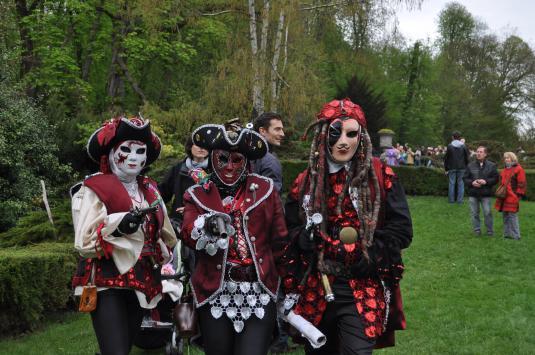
[90,288,144,355]
[198,302,277,355]
[305,280,376,355]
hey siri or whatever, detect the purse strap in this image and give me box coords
[88,262,96,286]
[502,172,513,188]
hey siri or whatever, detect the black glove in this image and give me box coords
[114,213,144,236]
[297,227,316,252]
[350,240,384,278]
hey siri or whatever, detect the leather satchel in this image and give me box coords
[78,285,97,312]
[495,175,512,199]
[78,263,97,313]
[173,291,198,338]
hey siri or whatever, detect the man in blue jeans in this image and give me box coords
[463,146,499,236]
[444,131,469,203]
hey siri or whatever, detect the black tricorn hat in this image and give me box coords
[191,124,268,160]
[87,116,162,166]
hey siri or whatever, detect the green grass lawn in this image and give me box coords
[1,196,534,354]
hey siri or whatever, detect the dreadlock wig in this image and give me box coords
[300,99,381,258]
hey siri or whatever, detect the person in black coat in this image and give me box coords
[159,137,209,220]
[444,131,469,203]
[463,146,499,236]
[159,137,209,271]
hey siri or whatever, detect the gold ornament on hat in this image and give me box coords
[339,226,358,244]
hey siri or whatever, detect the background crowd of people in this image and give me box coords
[381,131,528,241]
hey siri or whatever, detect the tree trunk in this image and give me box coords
[248,0,264,117]
[14,0,42,96]
[82,0,105,81]
[270,8,285,112]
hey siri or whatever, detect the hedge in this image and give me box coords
[0,243,77,335]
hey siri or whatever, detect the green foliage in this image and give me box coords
[0,85,72,232]
[0,201,73,248]
[280,160,308,194]
[393,166,449,196]
[0,243,77,335]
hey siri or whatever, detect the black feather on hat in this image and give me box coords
[191,124,267,160]
[87,116,161,166]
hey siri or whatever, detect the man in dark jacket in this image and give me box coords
[463,146,499,236]
[252,112,285,192]
[444,131,469,203]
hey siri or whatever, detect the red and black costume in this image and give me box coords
[181,124,288,355]
[281,99,413,354]
[71,116,177,355]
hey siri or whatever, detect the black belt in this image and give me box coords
[226,264,257,282]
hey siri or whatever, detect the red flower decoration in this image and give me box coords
[353,290,364,299]
[379,301,386,309]
[356,302,363,314]
[365,287,376,297]
[152,135,161,151]
[318,299,327,311]
[316,98,367,127]
[283,277,295,290]
[305,290,317,302]
[365,326,376,338]
[304,304,315,315]
[365,299,377,309]
[307,275,318,288]
[364,311,376,322]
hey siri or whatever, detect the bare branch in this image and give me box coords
[201,10,236,17]
[28,0,43,12]
[116,55,146,102]
[96,6,121,21]
[300,1,345,11]
[271,62,290,88]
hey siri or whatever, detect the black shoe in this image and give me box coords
[474,230,481,236]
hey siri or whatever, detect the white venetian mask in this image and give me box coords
[110,140,147,181]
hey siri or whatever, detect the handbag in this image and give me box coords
[495,174,512,199]
[173,283,198,338]
[78,263,97,313]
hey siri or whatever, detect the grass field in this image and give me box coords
[1,196,534,354]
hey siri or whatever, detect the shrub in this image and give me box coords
[0,201,73,248]
[0,84,72,231]
[392,166,449,196]
[0,243,77,335]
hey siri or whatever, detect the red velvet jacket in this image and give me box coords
[181,174,288,306]
[495,164,527,213]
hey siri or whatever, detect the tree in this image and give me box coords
[0,82,71,231]
[337,75,388,149]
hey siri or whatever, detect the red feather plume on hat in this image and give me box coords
[97,118,121,146]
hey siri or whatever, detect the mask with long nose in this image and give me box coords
[328,118,361,163]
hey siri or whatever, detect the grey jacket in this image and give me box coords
[252,151,283,192]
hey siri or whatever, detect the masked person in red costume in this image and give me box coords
[181,123,288,355]
[282,99,413,354]
[71,116,178,355]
